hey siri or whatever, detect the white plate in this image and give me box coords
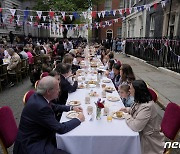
[102,79,111,83]
[107,96,120,102]
[89,84,96,88]
[112,112,124,120]
[66,111,79,119]
[67,101,81,106]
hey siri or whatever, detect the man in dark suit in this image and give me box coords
[55,63,78,105]
[13,76,85,154]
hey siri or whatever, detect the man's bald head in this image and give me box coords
[37,76,58,95]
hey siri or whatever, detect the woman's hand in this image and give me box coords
[119,108,128,113]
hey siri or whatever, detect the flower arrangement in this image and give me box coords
[95,99,105,120]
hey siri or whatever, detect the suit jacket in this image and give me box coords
[58,74,78,105]
[13,93,81,154]
[124,101,165,154]
[7,53,21,73]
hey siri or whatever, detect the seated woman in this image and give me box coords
[120,80,164,154]
[119,64,135,85]
[55,63,78,105]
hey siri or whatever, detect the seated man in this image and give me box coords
[55,63,78,105]
[7,48,21,86]
[13,76,85,154]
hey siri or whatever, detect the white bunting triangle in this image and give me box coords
[114,19,118,23]
[129,8,132,14]
[113,10,116,16]
[82,12,87,19]
[56,16,59,21]
[178,56,180,63]
[101,11,105,18]
[105,21,108,25]
[145,4,151,11]
[61,12,66,18]
[30,16,33,21]
[9,9,16,16]
[119,9,122,15]
[36,11,42,19]
[38,25,41,28]
[43,16,46,21]
[29,22,32,26]
[17,15,20,21]
[161,1,166,8]
[69,15,73,21]
[41,23,44,27]
[65,25,68,30]
[134,7,138,13]
[98,12,101,18]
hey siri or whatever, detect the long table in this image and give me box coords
[56,65,141,154]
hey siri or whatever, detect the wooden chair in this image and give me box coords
[23,90,35,105]
[161,102,180,154]
[0,64,8,86]
[0,106,18,154]
[21,59,26,78]
[25,58,29,76]
[8,62,23,84]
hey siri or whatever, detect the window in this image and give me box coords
[106,29,113,39]
[150,15,155,37]
[105,0,112,10]
[117,27,122,38]
[119,0,124,9]
[168,14,175,39]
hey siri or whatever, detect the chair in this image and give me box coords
[148,88,158,102]
[23,90,35,105]
[0,106,18,154]
[34,80,39,89]
[161,102,180,154]
[40,72,49,79]
[8,62,23,84]
[0,64,8,86]
[21,59,26,78]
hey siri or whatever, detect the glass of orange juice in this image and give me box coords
[107,110,113,122]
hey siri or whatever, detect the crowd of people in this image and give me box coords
[0,35,165,154]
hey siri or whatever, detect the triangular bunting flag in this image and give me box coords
[126,8,130,14]
[101,11,105,18]
[91,11,96,18]
[113,10,116,16]
[41,23,44,27]
[61,12,66,19]
[36,11,42,19]
[154,3,158,9]
[161,1,166,7]
[38,25,41,28]
[56,16,59,21]
[98,12,101,18]
[17,15,20,21]
[0,8,2,12]
[114,19,118,23]
[49,11,55,18]
[69,15,73,21]
[9,9,16,16]
[129,8,132,14]
[119,9,122,15]
[82,12,87,19]
[30,16,33,21]
[24,10,29,20]
[43,16,46,21]
[65,25,68,30]
[145,4,151,11]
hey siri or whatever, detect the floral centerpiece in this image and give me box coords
[95,99,105,120]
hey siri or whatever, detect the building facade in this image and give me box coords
[122,0,180,39]
[92,0,124,41]
[0,0,88,40]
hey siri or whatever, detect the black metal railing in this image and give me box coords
[125,38,180,73]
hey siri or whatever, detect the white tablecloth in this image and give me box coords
[56,71,141,154]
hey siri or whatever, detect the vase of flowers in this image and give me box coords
[95,99,105,120]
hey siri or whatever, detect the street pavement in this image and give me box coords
[0,55,180,153]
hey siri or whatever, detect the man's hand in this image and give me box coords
[119,108,128,113]
[77,113,85,122]
[73,106,83,112]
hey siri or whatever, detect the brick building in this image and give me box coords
[92,0,124,42]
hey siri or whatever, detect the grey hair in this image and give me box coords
[7,48,14,55]
[37,76,57,95]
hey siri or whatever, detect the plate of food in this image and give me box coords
[105,87,115,92]
[102,79,111,83]
[89,91,98,97]
[89,84,96,88]
[86,80,97,84]
[67,101,81,106]
[107,96,120,102]
[66,111,80,119]
[78,83,85,89]
[112,111,124,120]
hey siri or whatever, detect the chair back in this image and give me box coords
[0,106,18,150]
[148,88,158,102]
[161,102,180,140]
[23,90,35,104]
[2,64,8,75]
